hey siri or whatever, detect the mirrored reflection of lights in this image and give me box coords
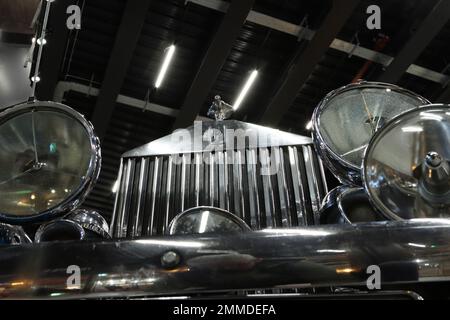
[96,277,156,287]
[112,180,119,193]
[135,239,204,248]
[386,88,391,92]
[156,296,190,300]
[317,249,346,253]
[0,65,11,93]
[408,243,427,248]
[411,218,450,225]
[17,201,31,207]
[402,126,423,133]
[32,37,47,45]
[50,293,63,297]
[198,211,210,233]
[11,281,25,287]
[30,194,36,200]
[306,121,313,130]
[336,267,356,274]
[66,285,80,290]
[31,76,41,83]
[420,112,443,121]
[261,229,331,237]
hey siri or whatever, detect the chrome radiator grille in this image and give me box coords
[111,145,328,238]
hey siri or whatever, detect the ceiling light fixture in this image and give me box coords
[154,44,176,89]
[233,69,258,110]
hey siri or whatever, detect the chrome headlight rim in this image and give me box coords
[362,104,450,221]
[0,223,32,245]
[65,209,111,239]
[312,81,430,186]
[34,219,86,243]
[0,100,101,225]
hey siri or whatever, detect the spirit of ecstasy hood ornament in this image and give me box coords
[207,95,234,121]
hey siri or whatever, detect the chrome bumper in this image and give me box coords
[1,220,450,299]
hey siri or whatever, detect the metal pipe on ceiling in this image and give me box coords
[187,0,449,86]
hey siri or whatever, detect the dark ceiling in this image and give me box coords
[5,0,450,218]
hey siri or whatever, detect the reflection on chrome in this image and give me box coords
[134,239,205,248]
[401,126,423,133]
[317,249,347,253]
[260,228,331,237]
[408,243,427,248]
[1,220,450,298]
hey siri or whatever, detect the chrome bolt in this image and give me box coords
[426,151,442,168]
[161,251,180,269]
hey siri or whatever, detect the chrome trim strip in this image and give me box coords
[2,220,450,299]
[110,159,124,233]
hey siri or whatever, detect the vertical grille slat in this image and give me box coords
[288,146,307,226]
[275,147,291,227]
[112,143,327,238]
[115,158,135,237]
[141,158,155,236]
[246,149,260,229]
[129,158,148,237]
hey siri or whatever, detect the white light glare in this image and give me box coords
[154,45,176,88]
[306,120,313,130]
[233,70,258,110]
[198,211,210,234]
[31,76,41,83]
[32,37,47,45]
[112,180,120,193]
[402,126,423,133]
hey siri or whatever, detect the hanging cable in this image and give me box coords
[30,0,54,101]
[63,0,86,80]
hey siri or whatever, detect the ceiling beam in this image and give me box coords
[259,0,360,127]
[188,0,448,86]
[91,0,152,140]
[378,0,450,83]
[172,0,254,130]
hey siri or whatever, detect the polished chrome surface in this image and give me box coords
[336,187,385,223]
[0,223,31,245]
[2,220,450,299]
[363,104,450,220]
[122,120,312,158]
[65,209,110,239]
[312,81,430,185]
[0,100,101,224]
[35,219,85,243]
[112,147,327,237]
[319,186,384,224]
[319,185,351,224]
[168,206,251,235]
[112,120,327,238]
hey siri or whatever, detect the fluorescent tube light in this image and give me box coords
[154,45,176,88]
[233,69,258,110]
